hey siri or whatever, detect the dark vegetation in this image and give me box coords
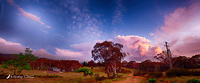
[186,79,200,83]
[1,48,37,75]
[166,68,200,77]
[30,58,82,72]
[148,78,157,83]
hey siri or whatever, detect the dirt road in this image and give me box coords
[110,71,143,83]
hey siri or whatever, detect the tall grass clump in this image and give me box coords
[148,78,157,83]
[149,72,162,78]
[166,68,200,77]
[133,70,146,76]
[186,79,200,83]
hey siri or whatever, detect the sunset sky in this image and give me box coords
[0,0,200,62]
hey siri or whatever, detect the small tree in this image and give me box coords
[1,48,37,75]
[76,68,93,76]
[82,61,88,66]
[88,60,96,69]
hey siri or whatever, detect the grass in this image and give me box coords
[0,66,132,83]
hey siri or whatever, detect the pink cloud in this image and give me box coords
[42,31,48,34]
[155,2,200,57]
[34,49,59,59]
[0,37,25,54]
[0,37,88,61]
[115,35,162,61]
[55,48,83,57]
[7,0,51,29]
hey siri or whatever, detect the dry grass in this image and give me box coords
[0,67,131,83]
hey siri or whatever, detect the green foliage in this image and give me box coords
[149,72,162,78]
[166,68,200,77]
[1,48,38,75]
[186,79,200,83]
[76,68,93,76]
[148,78,157,83]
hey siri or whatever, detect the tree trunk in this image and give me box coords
[111,63,117,78]
[119,66,121,72]
[106,65,110,77]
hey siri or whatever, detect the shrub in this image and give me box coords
[190,70,200,76]
[149,72,162,78]
[166,68,200,77]
[133,70,146,76]
[94,74,106,81]
[148,78,157,83]
[166,68,187,77]
[186,79,200,83]
[77,68,93,76]
[0,73,7,79]
[120,69,132,74]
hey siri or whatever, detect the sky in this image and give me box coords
[0,0,200,62]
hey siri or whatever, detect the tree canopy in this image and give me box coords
[1,48,38,75]
[91,41,127,77]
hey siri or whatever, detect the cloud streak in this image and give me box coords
[7,0,51,29]
[112,0,124,25]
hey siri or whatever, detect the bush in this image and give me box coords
[186,79,200,83]
[0,71,7,79]
[77,68,93,76]
[149,72,162,78]
[133,70,146,76]
[94,74,106,81]
[166,68,200,77]
[120,69,132,74]
[0,73,7,79]
[148,78,157,83]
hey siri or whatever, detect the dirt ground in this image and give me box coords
[110,71,144,83]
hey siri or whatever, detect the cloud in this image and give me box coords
[55,48,82,57]
[7,0,51,29]
[114,35,162,61]
[0,37,88,61]
[55,48,90,62]
[42,31,48,34]
[150,33,154,36]
[0,37,25,54]
[112,0,124,25]
[60,0,104,42]
[155,2,200,57]
[70,40,103,55]
[34,49,59,59]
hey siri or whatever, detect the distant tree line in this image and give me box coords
[83,54,200,73]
